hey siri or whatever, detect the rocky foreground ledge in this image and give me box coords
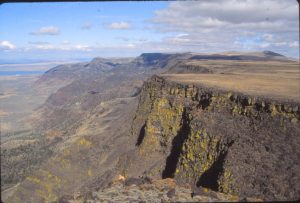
[56,177,262,202]
[125,75,300,201]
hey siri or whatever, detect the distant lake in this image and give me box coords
[0,71,45,76]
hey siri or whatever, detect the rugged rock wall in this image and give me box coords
[131,75,300,201]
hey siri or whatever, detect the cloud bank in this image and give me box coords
[150,0,298,56]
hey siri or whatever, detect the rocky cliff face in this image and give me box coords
[129,75,300,201]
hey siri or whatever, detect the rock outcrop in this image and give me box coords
[57,177,262,202]
[129,75,300,201]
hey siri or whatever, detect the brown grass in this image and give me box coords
[162,73,300,102]
[163,59,300,102]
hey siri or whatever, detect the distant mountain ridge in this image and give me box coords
[40,50,289,78]
[190,50,288,61]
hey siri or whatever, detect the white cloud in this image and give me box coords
[153,0,297,32]
[274,42,287,47]
[126,43,136,48]
[167,34,191,44]
[74,44,92,51]
[259,43,270,48]
[23,41,92,52]
[289,41,299,48]
[150,0,298,58]
[115,37,149,43]
[30,26,60,35]
[263,34,273,42]
[62,40,70,45]
[81,22,92,30]
[34,44,55,50]
[0,41,16,50]
[105,22,131,30]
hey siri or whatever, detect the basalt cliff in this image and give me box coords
[124,75,300,201]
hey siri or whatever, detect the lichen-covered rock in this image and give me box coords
[62,178,261,203]
[138,96,184,154]
[129,75,300,201]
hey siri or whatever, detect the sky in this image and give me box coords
[0,0,299,63]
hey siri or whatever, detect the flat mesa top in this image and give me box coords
[162,72,300,103]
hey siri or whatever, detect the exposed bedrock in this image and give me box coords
[130,75,300,201]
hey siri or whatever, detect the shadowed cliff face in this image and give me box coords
[129,75,300,201]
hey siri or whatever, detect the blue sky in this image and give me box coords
[0,2,170,62]
[0,0,298,63]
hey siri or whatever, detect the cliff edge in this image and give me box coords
[125,75,300,201]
